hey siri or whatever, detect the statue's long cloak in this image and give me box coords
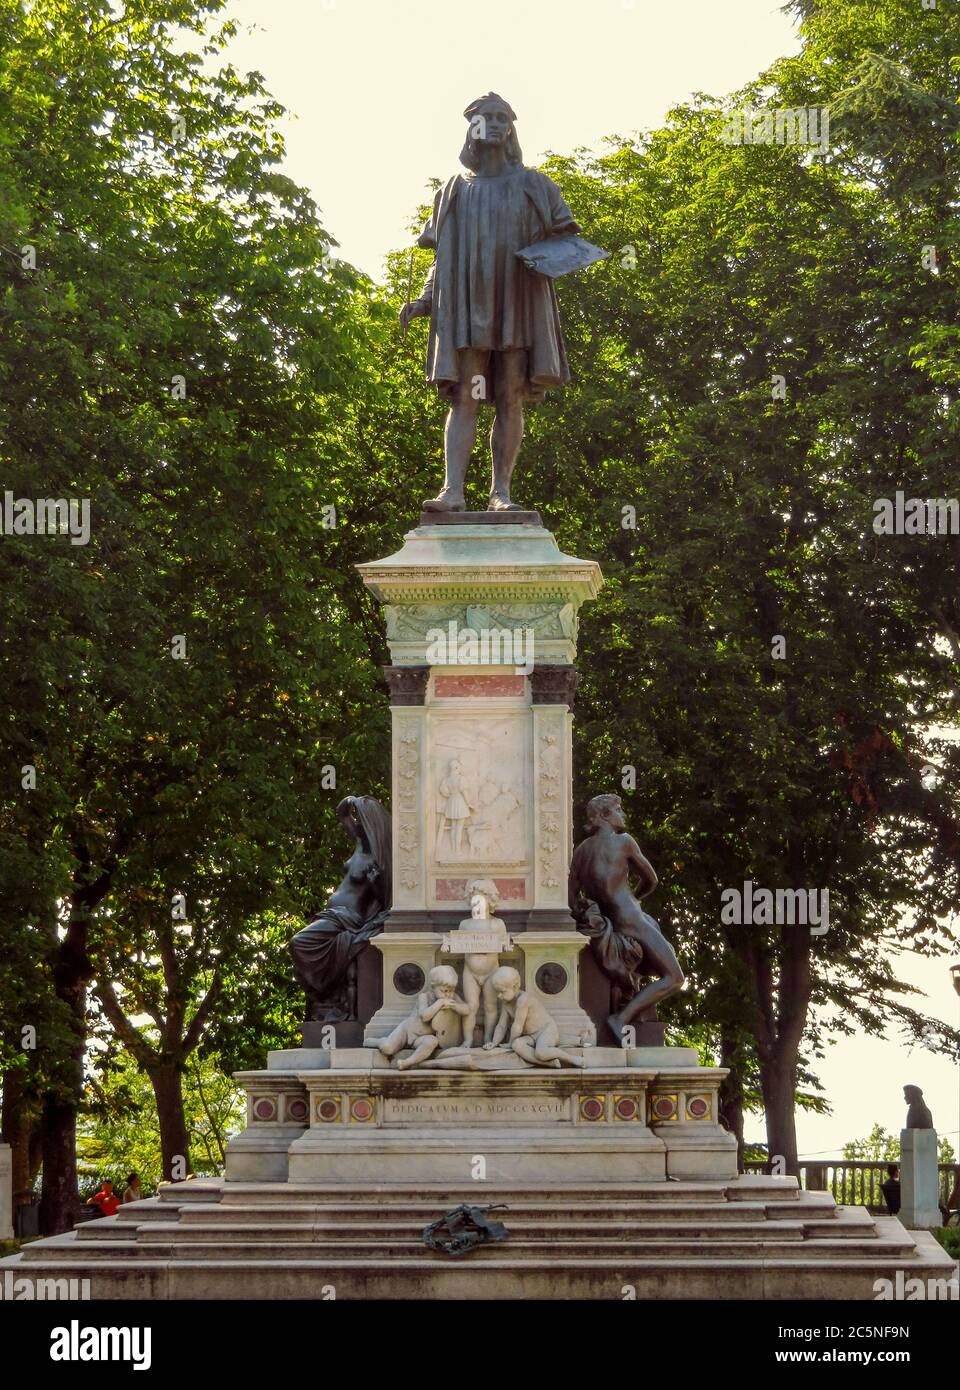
[417,167,579,403]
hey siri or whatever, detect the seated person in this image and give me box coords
[86,1180,120,1217]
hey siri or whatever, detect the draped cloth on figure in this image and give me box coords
[288,794,392,1023]
[577,902,654,1001]
[417,168,580,404]
[289,904,389,1022]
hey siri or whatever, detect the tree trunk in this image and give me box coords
[731,887,811,1183]
[39,881,101,1234]
[718,1034,746,1172]
[1,1070,39,1207]
[760,1054,800,1178]
[38,1090,83,1235]
[149,1063,191,1181]
[38,975,89,1235]
[34,838,121,1233]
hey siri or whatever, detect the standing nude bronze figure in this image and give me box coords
[399,93,581,513]
[569,794,685,1043]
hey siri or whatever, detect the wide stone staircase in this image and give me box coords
[4,1174,956,1299]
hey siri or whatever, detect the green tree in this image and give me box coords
[501,0,960,1170]
[78,1046,244,1191]
[0,0,392,1228]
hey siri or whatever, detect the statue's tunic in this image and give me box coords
[417,167,579,403]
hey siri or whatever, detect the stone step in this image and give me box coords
[4,1238,955,1300]
[134,1215,876,1244]
[21,1231,919,1263]
[74,1218,140,1242]
[168,1200,832,1230]
[118,1199,195,1222]
[135,1217,813,1243]
[207,1178,801,1206]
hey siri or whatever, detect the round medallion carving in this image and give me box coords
[652,1095,677,1121]
[535,962,567,995]
[393,963,426,995]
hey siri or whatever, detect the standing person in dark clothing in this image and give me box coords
[400,94,582,513]
[880,1163,901,1215]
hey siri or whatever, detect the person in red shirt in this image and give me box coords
[86,1180,120,1217]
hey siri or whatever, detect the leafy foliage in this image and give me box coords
[78,1047,243,1190]
[1,0,958,1201]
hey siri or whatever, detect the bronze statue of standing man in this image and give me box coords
[400,94,581,513]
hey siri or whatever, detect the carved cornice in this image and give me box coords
[372,581,592,604]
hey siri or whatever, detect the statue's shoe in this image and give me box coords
[486,492,521,512]
[422,490,466,512]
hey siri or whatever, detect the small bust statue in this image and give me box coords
[903,1084,934,1129]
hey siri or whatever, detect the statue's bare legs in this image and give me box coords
[423,348,485,512]
[488,350,525,511]
[512,1031,585,1068]
[378,1022,440,1069]
[422,349,526,513]
[607,927,684,1043]
[395,1035,440,1069]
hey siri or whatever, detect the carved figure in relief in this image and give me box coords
[490,781,521,836]
[377,965,470,1068]
[464,778,497,857]
[485,966,585,1068]
[462,779,521,861]
[436,756,474,857]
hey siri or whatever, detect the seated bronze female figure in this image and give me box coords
[289,795,392,1023]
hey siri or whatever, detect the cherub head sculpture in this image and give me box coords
[466,878,501,920]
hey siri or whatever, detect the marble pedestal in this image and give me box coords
[225,1047,737,1185]
[226,517,737,1197]
[357,520,602,929]
[900,1128,941,1229]
[363,928,595,1047]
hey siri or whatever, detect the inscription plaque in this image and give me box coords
[383,1096,568,1124]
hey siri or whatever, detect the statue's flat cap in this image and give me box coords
[463,93,517,121]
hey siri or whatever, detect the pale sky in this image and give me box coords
[213,0,959,1159]
[220,0,801,278]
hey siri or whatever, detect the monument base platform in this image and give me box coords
[224,1047,737,1184]
[4,1175,956,1301]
